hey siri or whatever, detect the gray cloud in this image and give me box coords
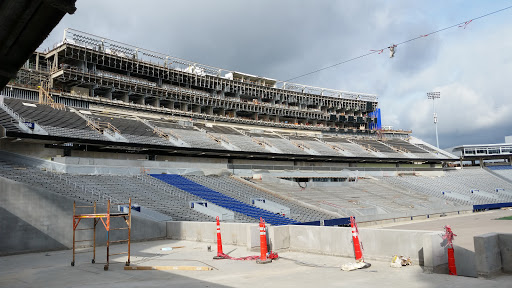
[40,0,512,148]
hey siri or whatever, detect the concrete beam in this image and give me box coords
[474,233,502,278]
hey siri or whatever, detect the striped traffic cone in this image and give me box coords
[213,216,224,259]
[342,216,371,271]
[256,218,272,264]
[350,216,364,262]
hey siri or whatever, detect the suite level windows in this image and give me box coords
[464,147,512,156]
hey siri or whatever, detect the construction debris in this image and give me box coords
[161,246,185,251]
[341,261,371,271]
[390,255,413,268]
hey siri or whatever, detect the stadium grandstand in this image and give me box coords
[2,29,512,257]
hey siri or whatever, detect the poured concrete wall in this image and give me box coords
[166,221,263,250]
[498,233,512,273]
[0,176,166,255]
[454,245,477,277]
[474,233,502,278]
[0,142,62,160]
[474,232,512,278]
[284,225,443,266]
[0,150,230,175]
[167,221,446,272]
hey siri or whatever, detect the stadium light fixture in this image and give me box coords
[427,92,441,148]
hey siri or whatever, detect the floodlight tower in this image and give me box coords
[427,92,441,148]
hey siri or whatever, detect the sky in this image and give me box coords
[40,0,512,149]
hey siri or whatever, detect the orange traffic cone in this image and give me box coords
[448,247,457,275]
[350,216,364,262]
[443,225,457,275]
[213,216,224,259]
[341,216,371,271]
[256,218,272,264]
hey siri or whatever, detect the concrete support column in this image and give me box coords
[53,54,59,70]
[104,88,112,100]
[121,92,129,103]
[164,101,174,109]
[153,97,160,108]
[253,113,258,121]
[205,106,213,115]
[181,103,189,111]
[136,96,145,105]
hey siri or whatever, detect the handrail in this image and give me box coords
[136,117,181,141]
[38,81,65,110]
[79,112,121,137]
[0,101,33,129]
[252,137,272,148]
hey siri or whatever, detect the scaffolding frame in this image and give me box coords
[72,198,131,270]
[38,80,65,110]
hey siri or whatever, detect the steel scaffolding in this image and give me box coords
[72,198,131,270]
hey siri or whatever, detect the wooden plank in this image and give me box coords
[124,266,212,271]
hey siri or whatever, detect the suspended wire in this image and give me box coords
[284,5,512,82]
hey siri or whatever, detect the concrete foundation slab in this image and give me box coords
[1,239,511,288]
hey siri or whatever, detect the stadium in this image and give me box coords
[0,1,511,287]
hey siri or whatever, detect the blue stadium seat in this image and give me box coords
[150,174,298,225]
[488,165,512,170]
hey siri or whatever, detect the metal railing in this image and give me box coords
[59,28,377,102]
[0,101,34,129]
[48,171,116,203]
[228,164,440,172]
[135,174,192,201]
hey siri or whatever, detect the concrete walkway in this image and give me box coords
[379,209,512,251]
[1,239,511,288]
